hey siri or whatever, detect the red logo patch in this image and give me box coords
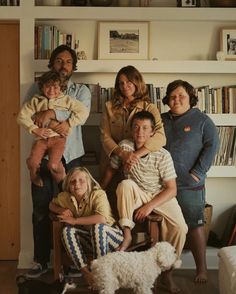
[184,126,191,132]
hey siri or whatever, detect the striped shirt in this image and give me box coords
[110,139,177,196]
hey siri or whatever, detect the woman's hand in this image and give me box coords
[121,151,139,172]
[190,173,200,182]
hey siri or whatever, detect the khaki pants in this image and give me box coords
[116,179,188,257]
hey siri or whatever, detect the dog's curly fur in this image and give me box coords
[91,241,181,294]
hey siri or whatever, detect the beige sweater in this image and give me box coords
[17,93,89,135]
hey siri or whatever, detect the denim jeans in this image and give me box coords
[31,157,81,266]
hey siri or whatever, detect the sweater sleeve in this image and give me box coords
[191,117,219,179]
[143,103,166,152]
[67,97,90,128]
[17,96,39,134]
[100,103,119,157]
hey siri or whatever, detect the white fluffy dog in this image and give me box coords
[91,241,181,294]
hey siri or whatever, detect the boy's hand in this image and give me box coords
[32,127,53,139]
[134,203,153,223]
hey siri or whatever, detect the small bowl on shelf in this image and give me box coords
[209,0,236,7]
[90,0,113,6]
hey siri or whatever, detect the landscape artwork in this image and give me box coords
[109,29,139,54]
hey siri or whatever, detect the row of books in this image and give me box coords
[81,127,236,167]
[35,24,76,59]
[0,0,18,5]
[87,83,236,115]
[196,85,236,114]
[213,126,236,166]
[87,83,170,114]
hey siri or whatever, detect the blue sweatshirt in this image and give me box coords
[161,108,219,190]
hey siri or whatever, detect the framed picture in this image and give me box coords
[221,28,236,60]
[177,0,200,7]
[98,22,149,60]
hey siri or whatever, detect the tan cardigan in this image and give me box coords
[100,100,166,157]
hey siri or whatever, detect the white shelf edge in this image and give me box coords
[34,60,236,74]
[208,114,236,126]
[86,113,236,126]
[207,166,236,177]
[1,7,236,21]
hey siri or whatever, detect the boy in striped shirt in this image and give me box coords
[101,110,187,293]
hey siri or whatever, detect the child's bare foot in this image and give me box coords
[194,271,208,283]
[116,237,132,251]
[32,176,43,187]
[81,267,97,290]
[161,270,180,293]
[116,227,132,251]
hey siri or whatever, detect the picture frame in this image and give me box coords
[221,28,236,60]
[176,0,200,7]
[98,22,149,60]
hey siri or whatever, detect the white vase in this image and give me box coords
[42,0,63,5]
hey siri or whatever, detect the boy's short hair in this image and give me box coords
[38,71,61,93]
[131,110,155,130]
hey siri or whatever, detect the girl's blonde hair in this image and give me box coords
[62,167,101,196]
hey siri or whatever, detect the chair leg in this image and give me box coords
[52,220,63,280]
[228,224,236,246]
[152,277,158,294]
[149,221,159,246]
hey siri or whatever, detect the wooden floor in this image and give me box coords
[0,260,219,294]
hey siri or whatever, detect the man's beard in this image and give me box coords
[58,70,72,92]
[58,69,72,80]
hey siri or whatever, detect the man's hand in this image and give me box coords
[33,110,56,128]
[32,128,54,139]
[53,121,70,137]
[134,203,154,223]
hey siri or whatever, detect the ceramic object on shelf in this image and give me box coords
[90,0,113,6]
[72,0,87,5]
[216,51,225,61]
[118,0,130,6]
[41,0,63,5]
